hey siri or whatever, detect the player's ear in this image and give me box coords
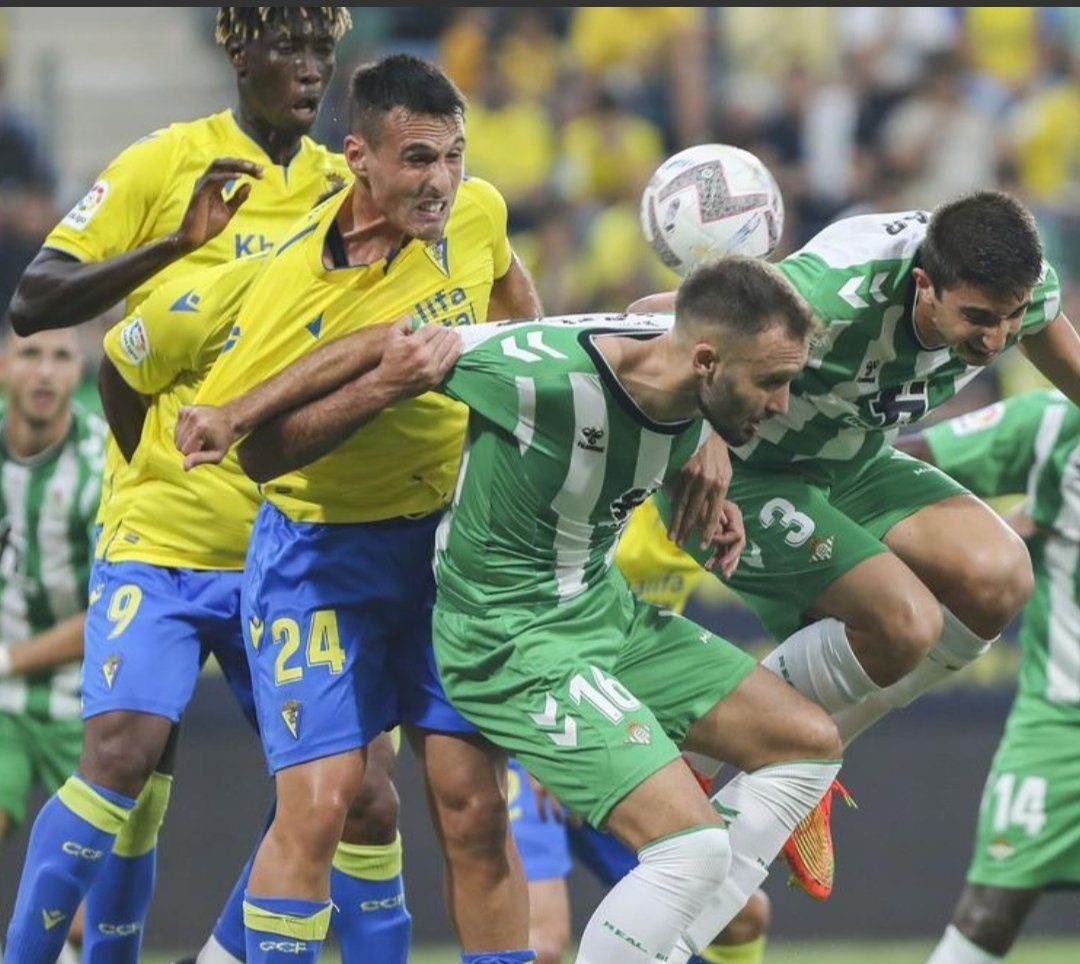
[344,134,366,178]
[226,37,247,75]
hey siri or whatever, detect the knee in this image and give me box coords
[715,888,770,946]
[798,705,843,762]
[79,720,162,796]
[859,592,943,684]
[435,782,510,865]
[949,542,1033,637]
[281,786,355,859]
[344,773,400,845]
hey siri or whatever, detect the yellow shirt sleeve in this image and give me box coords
[463,176,512,278]
[45,127,179,263]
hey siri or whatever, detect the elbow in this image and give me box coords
[7,295,36,337]
[237,439,274,485]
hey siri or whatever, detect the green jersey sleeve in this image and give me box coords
[924,390,1067,498]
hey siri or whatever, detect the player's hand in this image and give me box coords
[373,319,462,401]
[666,434,731,550]
[528,773,567,825]
[175,404,237,470]
[704,500,745,581]
[171,158,263,254]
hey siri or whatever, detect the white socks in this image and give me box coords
[574,825,731,964]
[926,924,1003,963]
[761,618,879,714]
[833,608,995,746]
[196,934,244,964]
[668,759,842,963]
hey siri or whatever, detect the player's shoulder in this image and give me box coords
[454,175,508,223]
[458,312,673,350]
[296,135,350,176]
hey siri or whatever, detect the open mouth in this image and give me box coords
[416,199,448,220]
[292,94,321,117]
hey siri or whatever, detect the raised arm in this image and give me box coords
[9,158,261,335]
[236,321,462,482]
[1019,313,1080,408]
[488,252,543,320]
[626,291,677,314]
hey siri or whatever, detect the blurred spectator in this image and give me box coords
[494,9,563,103]
[438,8,493,97]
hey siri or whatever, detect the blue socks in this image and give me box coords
[4,777,135,964]
[243,895,331,963]
[461,952,537,963]
[330,834,411,963]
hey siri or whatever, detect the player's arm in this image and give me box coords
[665,432,733,549]
[0,613,86,679]
[98,357,149,462]
[488,252,543,320]
[1018,313,1080,408]
[176,319,407,468]
[9,157,262,335]
[627,291,677,313]
[234,322,462,482]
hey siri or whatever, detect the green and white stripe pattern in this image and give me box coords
[0,406,104,720]
[736,210,1062,468]
[926,391,1080,714]
[435,315,709,611]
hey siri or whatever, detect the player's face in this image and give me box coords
[347,108,465,242]
[1,329,82,430]
[915,271,1031,368]
[237,20,337,137]
[695,325,807,446]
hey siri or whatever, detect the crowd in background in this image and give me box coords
[5,6,1080,418]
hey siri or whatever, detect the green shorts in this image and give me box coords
[967,711,1080,889]
[0,712,83,829]
[433,576,756,827]
[726,447,967,639]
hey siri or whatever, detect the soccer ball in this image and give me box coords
[640,143,784,276]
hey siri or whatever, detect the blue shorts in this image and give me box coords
[244,502,473,774]
[508,758,571,882]
[82,560,254,726]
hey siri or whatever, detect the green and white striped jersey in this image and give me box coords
[925,391,1080,719]
[435,315,710,612]
[0,406,105,721]
[736,210,1062,468]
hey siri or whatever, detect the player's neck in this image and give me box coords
[3,408,71,461]
[334,187,410,266]
[232,107,303,166]
[599,334,698,422]
[912,292,946,349]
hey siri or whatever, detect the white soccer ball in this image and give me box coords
[640,143,785,276]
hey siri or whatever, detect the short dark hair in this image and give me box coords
[674,256,819,342]
[348,54,467,147]
[922,190,1043,301]
[215,7,351,46]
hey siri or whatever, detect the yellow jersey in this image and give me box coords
[197,176,513,524]
[44,109,349,523]
[615,497,704,614]
[98,255,269,570]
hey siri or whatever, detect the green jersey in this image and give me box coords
[737,210,1062,469]
[0,406,105,721]
[435,315,710,612]
[926,391,1080,720]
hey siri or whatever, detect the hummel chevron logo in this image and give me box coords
[248,616,264,650]
[170,289,201,313]
[42,909,66,930]
[529,694,577,747]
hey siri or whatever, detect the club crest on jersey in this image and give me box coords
[808,535,834,563]
[282,700,302,740]
[62,180,109,231]
[424,238,450,277]
[578,426,605,452]
[102,654,121,690]
[625,722,652,746]
[987,837,1015,861]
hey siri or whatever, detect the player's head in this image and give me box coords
[0,326,83,432]
[674,257,817,445]
[915,190,1044,367]
[217,7,351,139]
[344,53,467,242]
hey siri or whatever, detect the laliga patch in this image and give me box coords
[950,403,1005,437]
[118,317,149,365]
[61,180,109,231]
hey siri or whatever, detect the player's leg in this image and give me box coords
[5,561,199,964]
[614,599,841,962]
[826,453,1031,744]
[238,504,401,963]
[928,711,1080,961]
[332,731,411,964]
[508,758,573,964]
